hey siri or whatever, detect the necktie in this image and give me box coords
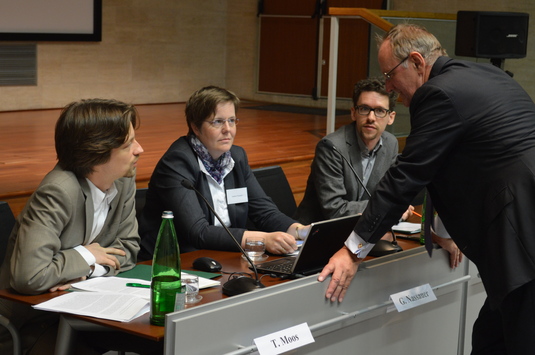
[423,194,434,257]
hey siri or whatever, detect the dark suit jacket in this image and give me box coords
[139,136,295,257]
[295,122,398,224]
[355,56,535,308]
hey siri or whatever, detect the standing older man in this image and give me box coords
[319,23,535,354]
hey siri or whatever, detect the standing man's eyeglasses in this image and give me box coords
[383,55,409,80]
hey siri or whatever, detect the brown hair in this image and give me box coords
[185,86,240,136]
[55,98,139,177]
[353,77,398,111]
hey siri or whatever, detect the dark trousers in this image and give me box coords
[472,279,535,354]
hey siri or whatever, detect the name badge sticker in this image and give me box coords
[390,283,437,312]
[254,322,315,355]
[227,187,248,205]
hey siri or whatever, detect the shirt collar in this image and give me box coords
[357,135,383,158]
[85,178,118,210]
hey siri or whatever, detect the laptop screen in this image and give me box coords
[291,214,360,275]
[255,214,360,277]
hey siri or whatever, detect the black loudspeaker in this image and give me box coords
[455,11,529,58]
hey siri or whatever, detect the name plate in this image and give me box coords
[254,322,315,355]
[390,283,437,312]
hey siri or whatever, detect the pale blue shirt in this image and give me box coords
[357,136,383,199]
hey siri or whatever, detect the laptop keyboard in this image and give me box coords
[258,258,295,274]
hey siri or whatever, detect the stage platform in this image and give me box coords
[0,101,354,216]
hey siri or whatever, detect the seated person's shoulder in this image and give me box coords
[230,144,246,156]
[382,130,397,141]
[38,167,81,194]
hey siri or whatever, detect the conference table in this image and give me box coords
[0,235,423,354]
[0,249,290,341]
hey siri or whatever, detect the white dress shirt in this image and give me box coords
[74,178,118,277]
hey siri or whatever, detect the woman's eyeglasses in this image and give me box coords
[206,118,239,128]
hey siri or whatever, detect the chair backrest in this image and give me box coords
[135,188,148,221]
[0,201,23,354]
[252,166,297,218]
[0,201,16,265]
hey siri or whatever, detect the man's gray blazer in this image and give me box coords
[295,122,398,224]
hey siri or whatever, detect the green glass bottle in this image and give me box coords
[150,211,181,326]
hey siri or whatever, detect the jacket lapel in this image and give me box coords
[344,123,365,181]
[79,178,94,245]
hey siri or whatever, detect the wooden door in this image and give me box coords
[258,0,384,98]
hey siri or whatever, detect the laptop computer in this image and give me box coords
[253,214,360,278]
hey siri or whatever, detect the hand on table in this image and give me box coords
[48,276,86,292]
[432,234,463,269]
[317,246,362,302]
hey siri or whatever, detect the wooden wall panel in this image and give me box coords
[258,0,384,98]
[258,17,319,95]
[261,0,318,16]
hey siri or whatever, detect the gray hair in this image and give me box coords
[376,23,447,68]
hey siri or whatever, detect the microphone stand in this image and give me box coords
[322,139,402,254]
[322,139,371,197]
[181,179,265,296]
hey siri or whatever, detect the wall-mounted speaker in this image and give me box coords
[455,11,529,59]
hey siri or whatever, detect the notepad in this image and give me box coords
[392,222,421,234]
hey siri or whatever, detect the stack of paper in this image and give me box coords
[33,291,149,322]
[33,273,220,323]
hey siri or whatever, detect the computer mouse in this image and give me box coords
[368,240,403,257]
[192,257,222,272]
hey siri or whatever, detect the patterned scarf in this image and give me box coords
[188,135,232,185]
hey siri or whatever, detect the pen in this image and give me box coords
[413,211,422,218]
[126,283,150,288]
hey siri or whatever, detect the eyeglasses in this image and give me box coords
[383,55,409,80]
[206,118,239,128]
[355,105,391,118]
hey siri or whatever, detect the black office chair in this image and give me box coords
[0,201,21,355]
[252,165,297,218]
[135,187,148,221]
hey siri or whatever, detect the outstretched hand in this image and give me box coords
[317,246,362,302]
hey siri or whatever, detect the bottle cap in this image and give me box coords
[162,211,174,218]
